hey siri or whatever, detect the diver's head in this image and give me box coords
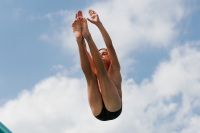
[99,48,110,66]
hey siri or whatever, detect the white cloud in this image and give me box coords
[0,75,91,133]
[1,42,200,133]
[39,34,51,42]
[13,8,25,18]
[52,65,66,71]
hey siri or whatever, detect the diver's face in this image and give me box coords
[99,49,110,64]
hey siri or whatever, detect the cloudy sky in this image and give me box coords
[0,0,200,132]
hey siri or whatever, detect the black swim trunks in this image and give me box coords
[95,101,122,121]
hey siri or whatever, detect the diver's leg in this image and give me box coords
[80,41,103,116]
[72,19,102,116]
[80,17,107,76]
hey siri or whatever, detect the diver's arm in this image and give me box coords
[87,10,120,71]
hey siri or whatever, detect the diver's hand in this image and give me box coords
[87,9,101,25]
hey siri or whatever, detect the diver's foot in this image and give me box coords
[75,10,83,18]
[80,17,91,40]
[71,18,82,42]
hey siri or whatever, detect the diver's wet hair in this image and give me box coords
[98,48,107,51]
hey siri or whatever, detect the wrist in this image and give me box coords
[96,21,102,27]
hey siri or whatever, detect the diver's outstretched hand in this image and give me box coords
[87,9,101,25]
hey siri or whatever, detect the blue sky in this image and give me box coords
[0,0,89,100]
[1,0,200,132]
